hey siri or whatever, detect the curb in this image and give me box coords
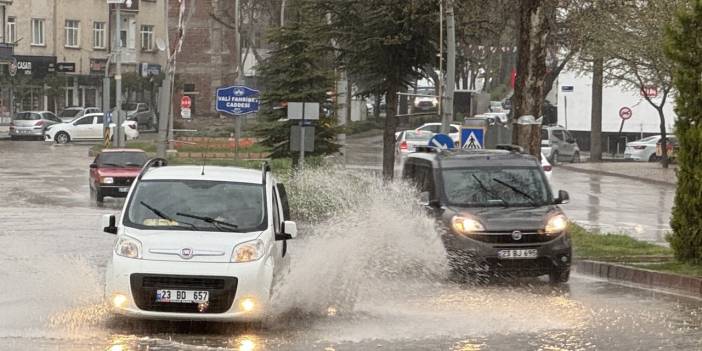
[576,260,702,298]
[559,164,676,187]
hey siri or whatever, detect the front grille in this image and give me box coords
[130,274,237,314]
[113,177,135,186]
[484,257,555,273]
[468,231,561,244]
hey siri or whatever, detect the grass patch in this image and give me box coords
[630,261,702,277]
[177,143,270,154]
[346,118,385,135]
[571,224,672,259]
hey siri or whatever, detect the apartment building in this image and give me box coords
[1,0,166,118]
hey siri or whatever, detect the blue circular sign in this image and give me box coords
[428,133,454,149]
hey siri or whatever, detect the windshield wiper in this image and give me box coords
[101,162,123,167]
[491,178,538,207]
[139,201,195,229]
[176,212,239,231]
[472,175,508,207]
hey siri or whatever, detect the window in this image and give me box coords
[65,20,80,48]
[95,115,104,124]
[31,19,45,46]
[6,17,16,44]
[93,22,106,49]
[74,116,94,126]
[140,25,154,51]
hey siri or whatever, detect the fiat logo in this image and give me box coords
[511,231,523,241]
[180,248,193,259]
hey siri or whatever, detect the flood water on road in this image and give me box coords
[1,140,701,350]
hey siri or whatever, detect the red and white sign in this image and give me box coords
[180,96,192,109]
[619,107,633,120]
[641,85,658,98]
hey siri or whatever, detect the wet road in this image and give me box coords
[1,139,699,351]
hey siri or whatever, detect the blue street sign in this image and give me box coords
[461,128,485,149]
[216,85,260,116]
[428,133,454,150]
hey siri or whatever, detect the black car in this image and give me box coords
[402,146,572,284]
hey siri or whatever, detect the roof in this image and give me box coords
[101,148,146,153]
[141,165,264,184]
[408,148,539,168]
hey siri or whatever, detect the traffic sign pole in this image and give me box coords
[615,107,632,157]
[299,103,306,169]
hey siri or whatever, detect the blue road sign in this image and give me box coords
[428,133,454,150]
[461,128,485,149]
[216,85,260,116]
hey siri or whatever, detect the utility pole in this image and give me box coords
[113,1,125,147]
[234,0,243,159]
[442,0,455,134]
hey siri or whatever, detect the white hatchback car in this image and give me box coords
[45,113,138,144]
[102,160,297,321]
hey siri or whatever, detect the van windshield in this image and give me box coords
[125,180,267,232]
[442,167,551,207]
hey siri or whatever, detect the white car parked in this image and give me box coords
[44,113,138,144]
[395,123,462,146]
[102,160,297,321]
[624,135,661,162]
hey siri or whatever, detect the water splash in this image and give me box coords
[271,167,448,316]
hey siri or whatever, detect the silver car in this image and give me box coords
[9,111,62,140]
[122,102,155,130]
[541,125,581,164]
[57,106,102,123]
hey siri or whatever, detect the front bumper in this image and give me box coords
[105,254,272,321]
[442,230,571,276]
[98,185,131,198]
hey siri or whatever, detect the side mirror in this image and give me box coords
[555,190,570,204]
[420,191,441,208]
[90,163,98,169]
[276,220,297,240]
[102,214,118,234]
[276,183,291,220]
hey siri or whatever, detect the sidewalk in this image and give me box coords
[0,125,8,140]
[561,161,677,186]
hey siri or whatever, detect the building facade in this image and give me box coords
[1,0,167,119]
[168,0,271,117]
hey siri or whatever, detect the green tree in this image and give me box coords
[665,0,702,264]
[45,74,67,113]
[254,5,340,160]
[317,0,439,179]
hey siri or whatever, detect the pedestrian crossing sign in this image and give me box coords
[461,128,485,149]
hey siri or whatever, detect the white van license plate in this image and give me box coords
[498,249,538,259]
[156,290,209,303]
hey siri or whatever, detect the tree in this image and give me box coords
[317,0,439,179]
[665,0,702,264]
[512,0,556,157]
[254,4,340,160]
[45,74,68,113]
[598,0,684,169]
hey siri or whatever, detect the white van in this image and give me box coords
[102,160,297,321]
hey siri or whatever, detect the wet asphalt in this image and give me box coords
[0,139,698,351]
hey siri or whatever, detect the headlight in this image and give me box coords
[432,97,439,106]
[232,239,265,263]
[115,236,142,259]
[101,177,114,184]
[451,216,485,235]
[545,214,568,234]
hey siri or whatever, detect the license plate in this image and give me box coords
[156,290,209,303]
[118,187,129,193]
[498,249,538,259]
